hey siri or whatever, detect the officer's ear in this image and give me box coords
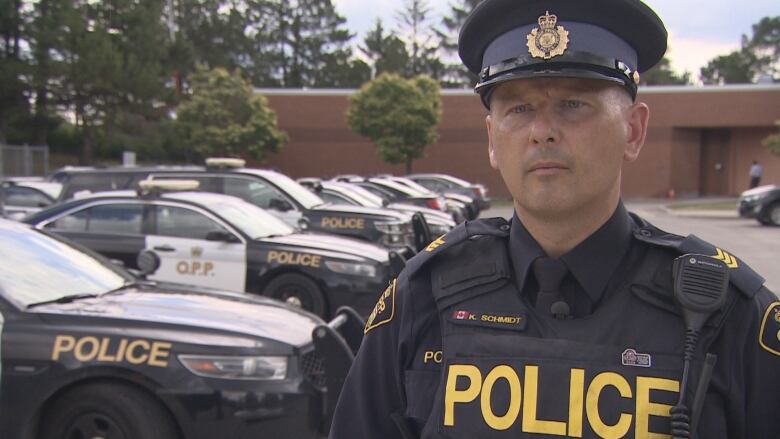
[623,101,650,163]
[486,115,499,170]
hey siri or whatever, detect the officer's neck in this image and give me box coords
[515,196,619,259]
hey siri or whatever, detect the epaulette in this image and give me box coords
[401,217,510,280]
[630,213,765,298]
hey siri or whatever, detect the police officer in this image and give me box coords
[329,0,780,437]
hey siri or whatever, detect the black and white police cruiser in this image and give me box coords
[0,218,361,439]
[49,158,431,254]
[25,179,397,317]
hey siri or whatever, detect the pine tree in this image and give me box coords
[436,0,483,87]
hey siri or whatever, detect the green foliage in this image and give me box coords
[764,121,780,156]
[640,57,690,85]
[361,20,410,77]
[174,67,287,162]
[346,74,441,173]
[701,15,779,84]
[436,0,483,88]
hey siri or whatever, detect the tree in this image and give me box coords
[764,121,780,156]
[174,67,286,161]
[396,0,444,80]
[701,15,779,84]
[0,0,29,143]
[346,74,441,173]
[640,56,690,85]
[361,19,410,78]
[436,0,483,87]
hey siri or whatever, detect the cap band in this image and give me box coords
[482,21,638,71]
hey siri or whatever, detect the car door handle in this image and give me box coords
[152,245,176,252]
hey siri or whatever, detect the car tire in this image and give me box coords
[767,202,780,226]
[264,273,328,317]
[39,382,178,439]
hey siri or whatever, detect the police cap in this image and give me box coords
[459,0,668,108]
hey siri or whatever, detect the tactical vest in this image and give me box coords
[405,216,763,439]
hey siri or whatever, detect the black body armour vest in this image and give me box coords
[410,217,763,439]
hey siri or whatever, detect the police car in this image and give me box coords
[25,180,397,318]
[0,218,361,439]
[407,172,491,211]
[297,178,456,236]
[49,159,426,254]
[0,179,62,220]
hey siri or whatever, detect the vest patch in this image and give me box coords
[450,310,527,332]
[364,279,396,334]
[621,348,652,368]
[759,301,780,356]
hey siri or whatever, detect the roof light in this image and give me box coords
[138,179,200,194]
[205,157,246,169]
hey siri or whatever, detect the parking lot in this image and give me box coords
[482,200,780,293]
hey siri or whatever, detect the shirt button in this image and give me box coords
[639,229,652,237]
[500,224,510,231]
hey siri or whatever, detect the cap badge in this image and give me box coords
[527,11,569,60]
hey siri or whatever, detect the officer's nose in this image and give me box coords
[528,110,559,145]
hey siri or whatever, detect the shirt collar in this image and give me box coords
[508,201,633,304]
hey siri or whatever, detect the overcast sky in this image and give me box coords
[331,0,778,80]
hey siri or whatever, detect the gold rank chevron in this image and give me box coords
[713,248,738,269]
[425,235,446,252]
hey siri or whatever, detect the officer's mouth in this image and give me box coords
[527,161,569,175]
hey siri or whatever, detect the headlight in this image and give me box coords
[375,221,403,233]
[178,355,288,380]
[430,223,452,235]
[325,260,377,277]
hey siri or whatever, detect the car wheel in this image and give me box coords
[39,382,178,439]
[264,273,327,317]
[767,202,780,226]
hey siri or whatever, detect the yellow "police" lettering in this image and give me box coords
[444,364,679,437]
[52,335,172,367]
[424,350,443,364]
[267,251,322,267]
[176,260,215,276]
[321,217,365,230]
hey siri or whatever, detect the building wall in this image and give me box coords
[259,86,780,199]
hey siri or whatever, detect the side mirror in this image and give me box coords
[137,250,160,276]
[269,198,293,212]
[205,230,240,243]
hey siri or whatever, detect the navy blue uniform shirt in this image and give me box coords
[329,204,780,438]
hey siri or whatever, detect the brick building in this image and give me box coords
[259,85,780,199]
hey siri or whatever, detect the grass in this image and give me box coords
[666,201,737,211]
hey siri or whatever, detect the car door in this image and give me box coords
[42,202,147,268]
[146,203,247,292]
[223,176,303,227]
[1,186,54,220]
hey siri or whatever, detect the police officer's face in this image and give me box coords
[486,78,649,221]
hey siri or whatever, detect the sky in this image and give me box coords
[331,0,779,80]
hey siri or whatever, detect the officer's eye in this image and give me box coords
[510,104,533,114]
[562,100,585,109]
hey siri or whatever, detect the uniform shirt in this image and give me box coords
[328,203,780,438]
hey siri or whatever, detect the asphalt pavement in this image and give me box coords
[480,199,780,293]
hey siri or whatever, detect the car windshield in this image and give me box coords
[391,177,438,195]
[0,223,130,307]
[198,196,295,238]
[332,183,385,208]
[258,171,324,209]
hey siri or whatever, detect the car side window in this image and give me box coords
[4,186,52,207]
[223,177,293,210]
[154,205,229,240]
[418,178,449,191]
[320,190,356,205]
[47,204,143,234]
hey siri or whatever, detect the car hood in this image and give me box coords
[387,203,455,225]
[262,232,389,263]
[32,285,321,348]
[740,184,778,197]
[313,204,411,221]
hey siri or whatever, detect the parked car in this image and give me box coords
[49,159,424,255]
[386,175,480,220]
[0,178,62,220]
[298,178,455,236]
[407,173,491,210]
[25,180,398,318]
[738,184,780,226]
[0,218,361,438]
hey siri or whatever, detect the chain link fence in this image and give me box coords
[0,144,50,178]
